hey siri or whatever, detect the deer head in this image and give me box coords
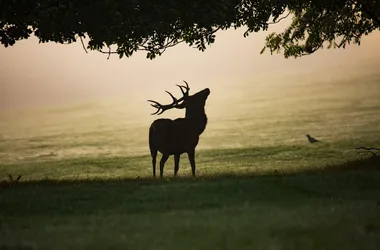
[148,81,210,117]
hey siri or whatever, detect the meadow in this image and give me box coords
[1,68,380,249]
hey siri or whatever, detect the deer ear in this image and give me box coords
[16,175,21,181]
[8,175,13,181]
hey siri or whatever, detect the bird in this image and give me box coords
[306,134,321,143]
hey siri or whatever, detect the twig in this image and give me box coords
[98,50,119,54]
[107,46,111,59]
[356,147,380,151]
[356,147,380,157]
[79,36,88,54]
[267,11,291,25]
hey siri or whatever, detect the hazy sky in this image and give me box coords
[1,21,380,110]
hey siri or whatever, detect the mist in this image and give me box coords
[1,23,380,112]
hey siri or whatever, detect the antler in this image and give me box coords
[147,91,179,115]
[176,80,190,97]
[148,80,190,115]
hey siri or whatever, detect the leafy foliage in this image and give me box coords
[261,0,380,58]
[0,0,379,59]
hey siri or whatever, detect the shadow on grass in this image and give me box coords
[1,155,379,218]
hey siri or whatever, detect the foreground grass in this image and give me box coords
[1,140,376,180]
[1,154,380,250]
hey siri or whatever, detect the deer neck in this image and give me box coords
[185,109,208,135]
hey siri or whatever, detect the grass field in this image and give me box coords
[1,69,380,249]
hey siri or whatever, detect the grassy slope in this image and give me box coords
[1,150,380,250]
[0,139,376,179]
[1,71,379,249]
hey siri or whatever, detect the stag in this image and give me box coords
[148,81,210,178]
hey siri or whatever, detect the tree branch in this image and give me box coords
[97,49,118,55]
[267,11,291,25]
[356,146,380,157]
[79,35,88,54]
[94,26,222,58]
[107,46,111,59]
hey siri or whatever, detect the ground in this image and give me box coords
[1,148,380,250]
[1,69,380,249]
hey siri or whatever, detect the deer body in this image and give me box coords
[148,82,210,178]
[150,118,203,154]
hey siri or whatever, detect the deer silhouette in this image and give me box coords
[148,81,210,178]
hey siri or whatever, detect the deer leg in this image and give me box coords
[151,151,157,178]
[174,154,181,177]
[187,149,196,177]
[160,154,169,178]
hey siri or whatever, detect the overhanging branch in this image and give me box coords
[267,11,291,25]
